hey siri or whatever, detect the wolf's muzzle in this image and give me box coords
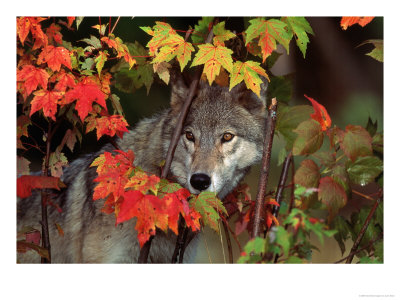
[190,173,211,191]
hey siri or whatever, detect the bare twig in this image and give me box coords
[139,28,214,264]
[345,198,382,264]
[272,151,293,218]
[252,98,278,238]
[110,17,120,35]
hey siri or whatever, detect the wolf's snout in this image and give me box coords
[190,173,211,191]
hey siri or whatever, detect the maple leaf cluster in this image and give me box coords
[90,150,205,247]
[17,17,130,143]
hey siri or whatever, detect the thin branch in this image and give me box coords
[40,122,52,263]
[139,28,214,264]
[221,215,243,253]
[346,198,382,263]
[110,17,120,35]
[252,98,278,238]
[222,220,233,263]
[272,151,293,218]
[335,233,383,264]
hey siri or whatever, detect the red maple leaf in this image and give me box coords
[64,81,107,121]
[17,64,50,96]
[67,17,75,28]
[37,45,72,72]
[116,190,168,247]
[17,175,65,198]
[91,151,134,201]
[51,70,76,92]
[94,115,129,139]
[340,17,374,30]
[304,94,332,131]
[30,89,64,121]
[163,188,191,234]
[46,23,63,44]
[16,17,47,46]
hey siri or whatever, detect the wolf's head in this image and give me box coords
[167,72,268,199]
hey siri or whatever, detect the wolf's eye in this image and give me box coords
[222,132,234,143]
[185,131,195,142]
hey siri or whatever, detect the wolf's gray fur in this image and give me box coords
[17,74,267,263]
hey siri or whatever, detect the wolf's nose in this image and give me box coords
[190,173,211,191]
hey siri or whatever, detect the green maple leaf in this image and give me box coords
[192,17,214,44]
[212,21,236,46]
[245,18,291,62]
[191,44,233,85]
[94,50,108,76]
[229,60,269,97]
[282,17,314,58]
[189,191,227,232]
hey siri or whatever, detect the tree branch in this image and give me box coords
[345,197,382,263]
[222,220,233,263]
[272,151,293,218]
[139,28,214,263]
[252,98,278,238]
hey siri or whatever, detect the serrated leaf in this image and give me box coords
[191,44,233,85]
[17,175,65,198]
[95,51,108,76]
[275,226,291,257]
[318,176,347,220]
[245,18,292,62]
[276,105,314,150]
[340,17,374,30]
[80,35,102,50]
[294,159,320,189]
[346,156,383,186]
[237,237,266,263]
[340,125,372,162]
[212,21,236,46]
[229,60,269,97]
[190,191,226,232]
[282,17,314,58]
[192,17,214,44]
[305,95,331,131]
[293,119,324,156]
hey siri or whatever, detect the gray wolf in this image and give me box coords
[17,72,268,263]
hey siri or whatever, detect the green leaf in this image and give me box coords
[212,21,236,46]
[275,105,314,149]
[285,256,303,263]
[294,159,320,189]
[267,75,292,105]
[331,216,352,255]
[318,176,347,220]
[229,60,269,97]
[94,50,108,76]
[275,226,291,257]
[190,191,226,232]
[76,17,84,30]
[237,237,266,263]
[191,44,233,85]
[192,17,214,44]
[331,164,350,195]
[340,125,372,162]
[80,35,102,50]
[293,119,324,156]
[157,179,184,199]
[277,148,287,166]
[372,133,383,154]
[365,117,378,137]
[359,39,383,62]
[282,17,314,58]
[245,18,292,62]
[346,156,383,186]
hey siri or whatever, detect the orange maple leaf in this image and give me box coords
[17,64,50,96]
[37,45,72,72]
[94,115,129,140]
[116,190,168,247]
[340,17,374,30]
[51,70,76,92]
[16,17,47,46]
[64,81,107,121]
[30,89,64,121]
[304,94,332,131]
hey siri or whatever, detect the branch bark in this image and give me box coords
[345,197,382,263]
[40,122,52,263]
[252,98,278,238]
[272,151,293,218]
[139,28,214,263]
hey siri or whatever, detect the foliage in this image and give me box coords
[17,16,383,264]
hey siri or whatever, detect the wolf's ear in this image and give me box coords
[170,68,190,112]
[231,79,268,116]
